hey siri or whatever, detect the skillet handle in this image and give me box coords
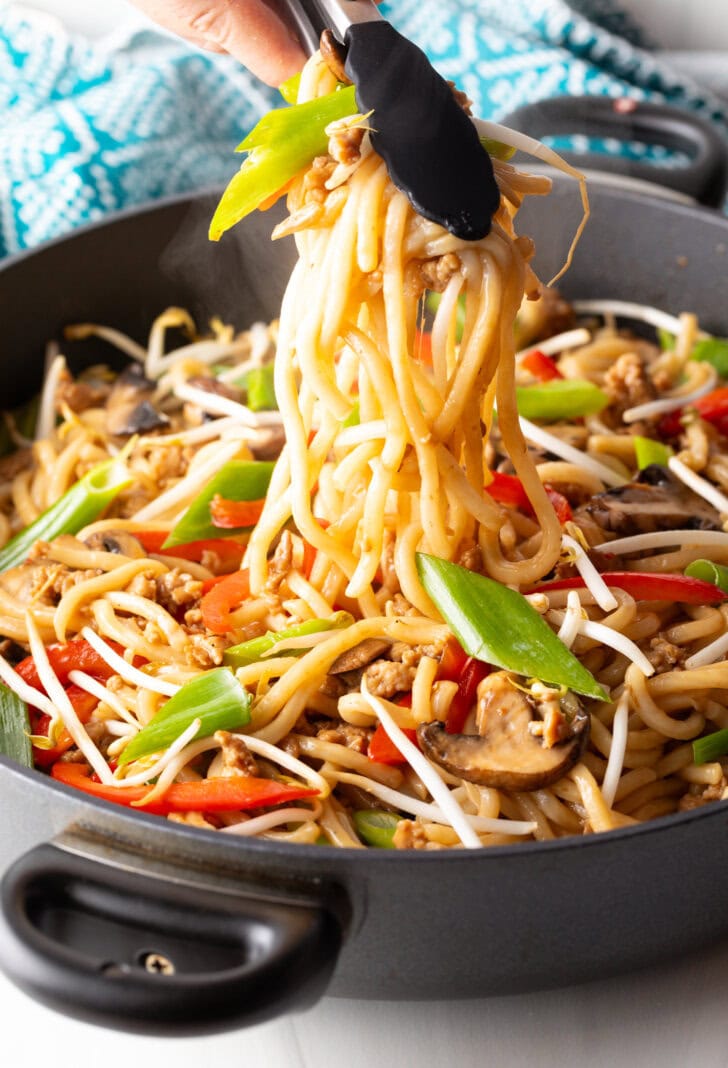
[0,842,341,1035]
[501,96,728,208]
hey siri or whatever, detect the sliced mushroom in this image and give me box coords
[106,365,169,436]
[417,672,590,790]
[83,530,146,558]
[328,638,392,675]
[573,463,722,538]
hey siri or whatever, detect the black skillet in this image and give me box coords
[1,102,728,1035]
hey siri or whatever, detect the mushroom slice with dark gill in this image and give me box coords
[106,365,169,436]
[83,530,146,557]
[573,463,722,538]
[417,671,590,791]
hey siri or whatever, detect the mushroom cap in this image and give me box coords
[417,679,590,791]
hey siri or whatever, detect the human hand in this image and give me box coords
[129,0,307,85]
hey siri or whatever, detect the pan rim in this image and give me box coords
[2,182,728,866]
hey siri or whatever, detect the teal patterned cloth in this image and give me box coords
[1,0,727,258]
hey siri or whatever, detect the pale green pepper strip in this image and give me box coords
[633,435,673,470]
[244,365,277,411]
[515,379,608,421]
[210,85,357,240]
[416,554,607,700]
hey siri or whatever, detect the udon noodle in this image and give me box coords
[3,53,728,849]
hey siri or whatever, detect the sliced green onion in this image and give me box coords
[224,612,353,668]
[0,456,132,574]
[353,809,402,848]
[693,729,728,765]
[416,553,608,700]
[210,84,357,240]
[691,338,728,378]
[515,379,608,421]
[118,667,250,767]
[0,681,32,768]
[243,365,277,411]
[633,435,673,470]
[685,559,728,594]
[164,459,274,548]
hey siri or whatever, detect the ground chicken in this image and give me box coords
[389,640,445,668]
[385,593,418,617]
[362,659,417,698]
[410,252,460,294]
[214,730,260,776]
[185,633,227,668]
[679,777,728,811]
[142,443,191,489]
[329,124,365,166]
[603,351,657,422]
[155,569,203,613]
[316,722,371,754]
[647,634,687,674]
[455,538,483,573]
[393,819,429,850]
[302,156,337,205]
[127,570,158,600]
[29,564,103,603]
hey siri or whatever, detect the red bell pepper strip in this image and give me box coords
[210,496,267,530]
[437,637,470,682]
[694,388,728,437]
[200,569,251,634]
[51,761,318,813]
[657,409,684,440]
[413,329,433,366]
[545,487,572,524]
[446,658,491,734]
[532,571,725,604]
[485,472,572,524]
[136,530,245,571]
[31,686,99,768]
[16,638,121,690]
[368,724,419,765]
[485,471,531,510]
[658,388,728,441]
[520,349,564,382]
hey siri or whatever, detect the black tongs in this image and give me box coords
[284,0,500,241]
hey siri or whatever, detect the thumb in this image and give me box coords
[131,0,307,85]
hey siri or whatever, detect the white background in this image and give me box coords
[4,2,728,1066]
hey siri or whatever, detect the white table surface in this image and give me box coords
[5,2,728,1064]
[5,938,728,1068]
